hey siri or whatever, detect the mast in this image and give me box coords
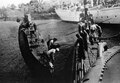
[84,0,89,29]
[84,0,87,20]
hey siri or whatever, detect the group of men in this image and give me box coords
[19,10,102,72]
[75,9,102,64]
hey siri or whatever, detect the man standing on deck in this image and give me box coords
[90,22,102,42]
[75,34,86,75]
[78,23,90,50]
[20,14,30,29]
[75,34,86,62]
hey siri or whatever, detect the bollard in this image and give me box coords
[98,42,107,58]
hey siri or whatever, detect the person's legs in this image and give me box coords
[47,49,56,67]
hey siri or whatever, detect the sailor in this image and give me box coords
[20,14,39,46]
[96,24,102,38]
[79,11,85,23]
[19,14,36,32]
[46,45,59,69]
[47,38,58,50]
[40,41,60,72]
[95,24,102,42]
[29,22,37,37]
[78,22,85,34]
[19,14,30,30]
[90,23,102,43]
[78,24,89,52]
[47,38,60,64]
[36,37,60,69]
[75,34,86,62]
[88,12,94,25]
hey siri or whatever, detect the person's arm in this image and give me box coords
[74,39,79,47]
[34,23,37,31]
[79,14,81,22]
[96,24,102,34]
[84,30,90,44]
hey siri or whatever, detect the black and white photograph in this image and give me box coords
[0,0,120,83]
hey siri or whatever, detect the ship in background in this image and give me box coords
[55,0,120,24]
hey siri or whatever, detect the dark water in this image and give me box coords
[99,24,120,47]
[0,20,120,83]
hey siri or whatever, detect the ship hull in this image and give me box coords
[55,9,80,22]
[18,26,52,82]
[55,6,120,24]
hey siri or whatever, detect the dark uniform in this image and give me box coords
[88,13,94,24]
[75,34,86,62]
[78,25,88,52]
[47,38,57,50]
[81,31,88,51]
[79,12,85,23]
[20,14,30,30]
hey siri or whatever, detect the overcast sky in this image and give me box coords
[0,0,50,8]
